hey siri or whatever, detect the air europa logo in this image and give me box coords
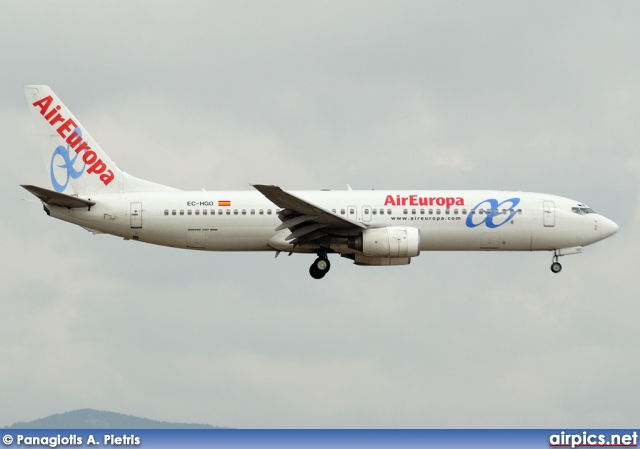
[32,95,115,192]
[50,127,86,192]
[465,198,521,229]
[384,195,464,208]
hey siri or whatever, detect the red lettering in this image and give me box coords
[32,96,53,115]
[383,194,466,207]
[100,170,115,185]
[75,141,91,154]
[33,94,117,186]
[82,150,98,165]
[44,105,61,121]
[87,159,107,174]
[57,118,77,138]
[66,132,83,148]
[384,195,395,206]
[49,113,65,126]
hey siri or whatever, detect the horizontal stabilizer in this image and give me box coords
[21,184,95,209]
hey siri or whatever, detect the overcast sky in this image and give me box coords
[1,1,639,428]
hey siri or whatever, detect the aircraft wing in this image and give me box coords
[21,184,96,209]
[252,184,365,246]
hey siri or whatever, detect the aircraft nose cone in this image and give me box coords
[601,217,619,239]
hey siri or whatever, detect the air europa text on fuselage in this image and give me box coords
[32,95,115,186]
[384,195,464,208]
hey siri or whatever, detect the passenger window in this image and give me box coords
[372,209,377,215]
[233,209,238,215]
[259,209,264,215]
[454,209,458,215]
[332,209,336,213]
[203,210,207,215]
[429,209,433,215]
[420,209,425,215]
[478,210,483,215]
[195,209,200,215]
[164,210,169,216]
[411,209,416,215]
[380,209,384,215]
[364,208,370,214]
[226,210,230,215]
[436,209,441,215]
[403,209,408,215]
[462,209,467,215]
[241,210,246,215]
[517,209,522,214]
[188,210,192,215]
[267,209,272,215]
[250,209,255,215]
[445,209,450,215]
[172,210,176,216]
[340,209,345,215]
[350,208,355,214]
[387,209,392,215]
[180,210,184,216]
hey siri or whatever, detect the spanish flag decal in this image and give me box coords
[218,200,231,207]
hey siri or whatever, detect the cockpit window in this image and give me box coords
[572,206,596,215]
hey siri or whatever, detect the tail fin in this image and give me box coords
[24,85,177,195]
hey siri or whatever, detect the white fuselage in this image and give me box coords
[46,189,617,255]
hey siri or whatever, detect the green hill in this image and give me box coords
[6,409,223,429]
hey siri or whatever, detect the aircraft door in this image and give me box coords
[130,202,142,228]
[543,201,555,227]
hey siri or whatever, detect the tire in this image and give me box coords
[550,262,562,273]
[309,265,325,279]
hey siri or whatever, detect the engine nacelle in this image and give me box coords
[348,227,421,258]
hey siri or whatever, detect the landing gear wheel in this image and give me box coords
[550,262,562,273]
[309,256,331,279]
[309,265,324,279]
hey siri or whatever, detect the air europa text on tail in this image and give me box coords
[32,95,115,186]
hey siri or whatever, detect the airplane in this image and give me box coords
[21,85,619,279]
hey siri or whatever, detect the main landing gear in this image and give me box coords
[550,252,562,274]
[310,254,331,279]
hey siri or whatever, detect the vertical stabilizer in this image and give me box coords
[24,85,177,195]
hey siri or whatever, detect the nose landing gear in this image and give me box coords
[550,252,562,273]
[310,254,331,279]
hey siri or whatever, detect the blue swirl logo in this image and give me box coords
[50,128,85,192]
[465,197,521,229]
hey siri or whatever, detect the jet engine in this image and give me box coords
[348,227,421,258]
